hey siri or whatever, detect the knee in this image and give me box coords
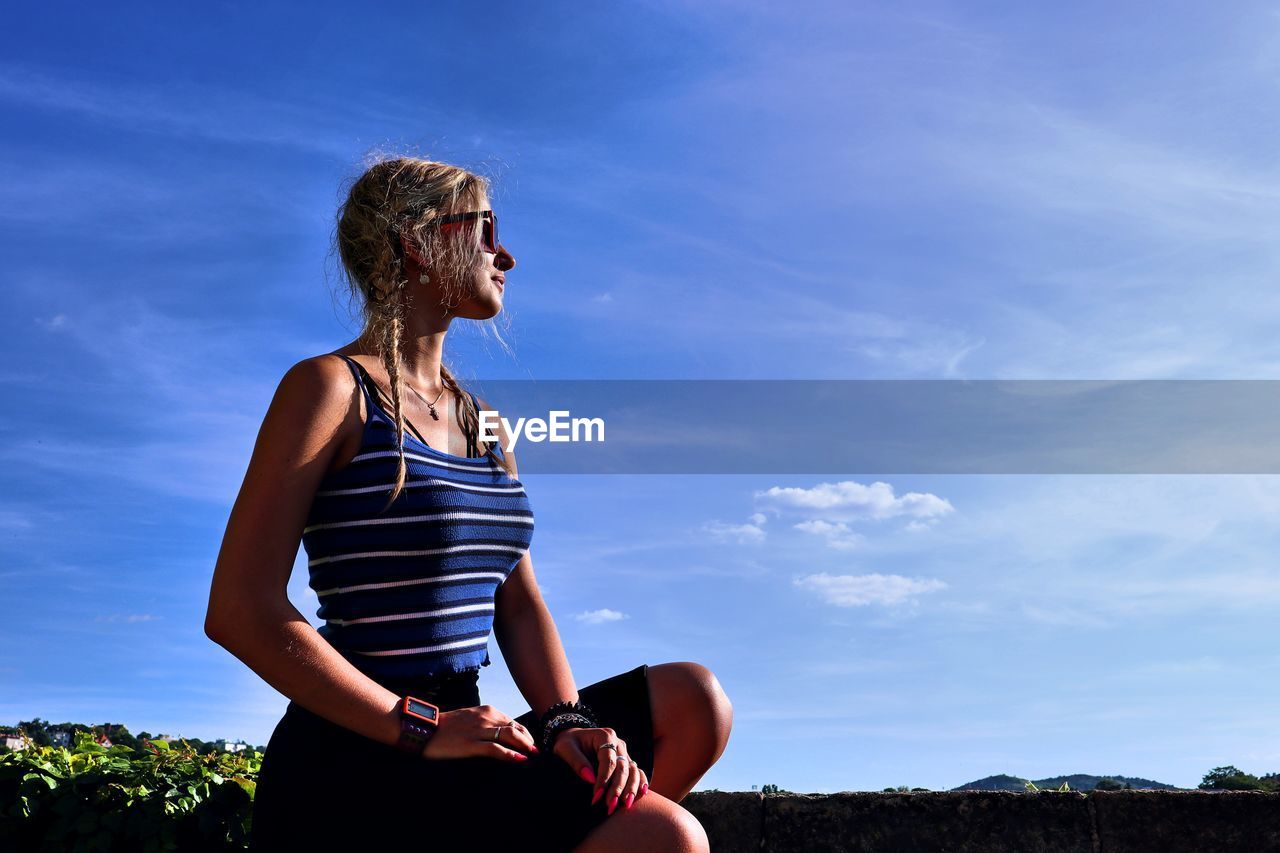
[649,797,711,853]
[577,794,709,853]
[674,802,712,852]
[670,662,733,744]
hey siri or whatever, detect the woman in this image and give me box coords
[205,156,733,852]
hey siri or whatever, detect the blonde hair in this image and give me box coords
[332,153,515,510]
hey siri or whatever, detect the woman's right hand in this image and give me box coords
[419,704,539,762]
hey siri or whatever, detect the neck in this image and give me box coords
[359,316,450,390]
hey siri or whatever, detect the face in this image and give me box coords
[406,198,517,321]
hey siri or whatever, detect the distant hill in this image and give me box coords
[953,773,1182,791]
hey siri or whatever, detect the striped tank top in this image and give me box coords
[302,354,534,680]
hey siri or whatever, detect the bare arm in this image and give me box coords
[494,551,581,717]
[204,356,404,747]
[489,432,648,804]
[482,408,580,716]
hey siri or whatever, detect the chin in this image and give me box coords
[456,299,503,320]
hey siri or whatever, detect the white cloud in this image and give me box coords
[794,572,948,607]
[701,519,766,544]
[756,480,954,523]
[576,608,629,625]
[749,512,767,525]
[793,519,864,551]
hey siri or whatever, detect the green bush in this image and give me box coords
[0,730,260,852]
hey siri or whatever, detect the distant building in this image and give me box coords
[214,739,249,753]
[2,734,27,750]
[47,729,71,747]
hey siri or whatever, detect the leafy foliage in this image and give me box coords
[0,730,261,852]
[1199,765,1280,792]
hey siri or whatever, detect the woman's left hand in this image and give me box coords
[550,726,649,815]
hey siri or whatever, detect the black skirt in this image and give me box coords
[248,663,655,852]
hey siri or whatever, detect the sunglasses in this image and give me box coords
[430,210,500,254]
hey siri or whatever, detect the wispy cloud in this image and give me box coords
[0,61,405,158]
[755,480,955,523]
[793,571,948,607]
[575,608,629,625]
[793,519,864,550]
[701,518,766,544]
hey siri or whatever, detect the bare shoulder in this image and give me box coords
[207,353,362,624]
[270,354,359,432]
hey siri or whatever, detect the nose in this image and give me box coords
[495,244,516,272]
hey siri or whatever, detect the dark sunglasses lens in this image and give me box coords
[484,214,497,253]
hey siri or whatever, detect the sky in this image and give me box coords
[3,0,1280,794]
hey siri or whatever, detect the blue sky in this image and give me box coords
[3,1,1280,793]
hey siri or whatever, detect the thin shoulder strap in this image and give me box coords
[332,353,369,400]
[332,353,429,446]
[465,391,479,458]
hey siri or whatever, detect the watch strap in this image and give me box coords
[395,695,440,757]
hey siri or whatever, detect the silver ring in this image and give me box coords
[597,742,619,752]
[493,724,507,743]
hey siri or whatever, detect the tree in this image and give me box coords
[1094,778,1123,791]
[1200,766,1264,791]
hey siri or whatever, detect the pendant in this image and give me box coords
[428,405,440,421]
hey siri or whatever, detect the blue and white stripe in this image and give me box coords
[302,355,535,680]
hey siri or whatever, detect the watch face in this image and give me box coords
[405,697,439,723]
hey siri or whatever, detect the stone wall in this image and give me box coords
[680,790,1280,852]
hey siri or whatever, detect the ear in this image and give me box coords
[399,232,427,267]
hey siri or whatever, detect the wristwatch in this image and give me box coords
[395,695,441,757]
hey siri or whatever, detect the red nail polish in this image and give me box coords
[580,767,596,783]
[624,792,635,810]
[607,794,618,815]
[640,782,649,796]
[592,787,603,806]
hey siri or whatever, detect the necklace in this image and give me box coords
[350,349,448,420]
[404,379,447,421]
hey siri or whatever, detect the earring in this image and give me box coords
[419,273,430,285]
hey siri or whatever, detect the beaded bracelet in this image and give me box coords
[537,699,599,751]
[541,713,595,751]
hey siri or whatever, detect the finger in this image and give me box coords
[594,746,620,803]
[557,734,598,784]
[509,720,539,754]
[483,741,533,763]
[603,748,631,815]
[620,759,643,811]
[592,728,619,790]
[497,720,538,755]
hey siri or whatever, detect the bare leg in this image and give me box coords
[645,662,734,802]
[570,790,709,853]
